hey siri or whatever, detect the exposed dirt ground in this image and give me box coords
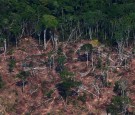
[0,37,135,115]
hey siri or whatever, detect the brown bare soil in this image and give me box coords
[0,37,135,115]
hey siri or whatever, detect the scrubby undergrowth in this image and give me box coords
[0,37,135,115]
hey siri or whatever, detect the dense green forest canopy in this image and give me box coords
[0,0,135,46]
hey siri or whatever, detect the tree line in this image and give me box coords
[0,0,135,49]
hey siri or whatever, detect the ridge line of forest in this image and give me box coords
[0,0,135,49]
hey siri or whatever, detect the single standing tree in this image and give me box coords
[80,44,93,66]
[16,71,30,92]
[41,14,58,50]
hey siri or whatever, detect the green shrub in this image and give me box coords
[0,75,5,89]
[16,71,30,92]
[57,55,66,66]
[46,89,54,98]
[59,69,74,80]
[80,44,93,53]
[57,66,81,100]
[113,81,127,96]
[16,71,30,87]
[106,96,130,115]
[78,92,87,103]
[16,71,30,80]
[96,57,102,69]
[56,79,81,100]
[57,47,63,55]
[8,57,16,72]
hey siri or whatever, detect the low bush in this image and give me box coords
[8,56,16,72]
[106,96,130,115]
[56,79,81,100]
[0,75,5,89]
[46,89,54,98]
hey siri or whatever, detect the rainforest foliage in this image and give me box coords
[0,0,135,46]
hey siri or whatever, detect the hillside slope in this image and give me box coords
[0,37,135,115]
